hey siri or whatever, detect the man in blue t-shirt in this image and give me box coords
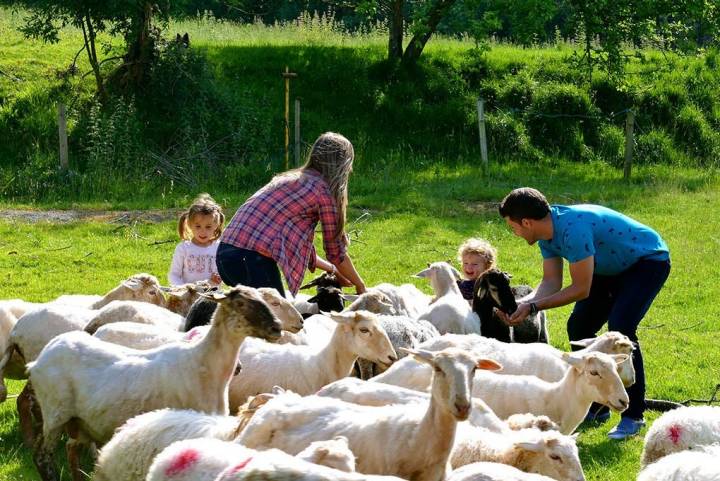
[496,187,670,440]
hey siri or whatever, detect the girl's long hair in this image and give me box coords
[177,193,225,241]
[276,132,353,240]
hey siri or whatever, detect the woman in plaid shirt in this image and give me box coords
[217,132,366,297]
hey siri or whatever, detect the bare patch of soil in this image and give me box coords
[0,209,183,224]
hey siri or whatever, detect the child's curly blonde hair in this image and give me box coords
[457,238,497,270]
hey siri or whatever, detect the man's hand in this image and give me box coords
[496,302,531,326]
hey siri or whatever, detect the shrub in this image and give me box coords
[525,83,599,159]
[595,124,625,166]
[673,104,719,161]
[497,72,536,110]
[485,111,540,161]
[634,130,678,165]
[591,76,633,116]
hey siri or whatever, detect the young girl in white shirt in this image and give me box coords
[168,193,225,286]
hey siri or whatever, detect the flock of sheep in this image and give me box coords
[0,261,718,481]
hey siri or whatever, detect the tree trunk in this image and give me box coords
[388,0,404,62]
[402,0,456,65]
[81,13,104,98]
[124,1,155,88]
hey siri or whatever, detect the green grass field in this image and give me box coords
[1,161,719,480]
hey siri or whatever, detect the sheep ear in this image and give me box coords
[414,267,432,279]
[617,339,637,351]
[200,291,228,303]
[400,347,435,365]
[342,294,360,302]
[450,266,463,281]
[612,353,630,365]
[569,337,594,348]
[271,385,286,394]
[516,440,545,453]
[333,435,349,444]
[476,358,503,371]
[122,278,143,290]
[328,311,353,324]
[561,352,584,368]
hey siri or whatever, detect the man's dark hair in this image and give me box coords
[498,187,550,222]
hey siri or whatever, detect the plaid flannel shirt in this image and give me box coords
[220,169,347,295]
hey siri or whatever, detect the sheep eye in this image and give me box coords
[359,327,370,334]
[271,302,281,307]
[550,454,562,462]
[434,367,443,373]
[589,370,599,376]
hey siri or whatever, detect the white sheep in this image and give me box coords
[93,322,187,350]
[227,310,397,410]
[640,406,720,468]
[344,283,432,318]
[447,462,558,481]
[0,273,171,402]
[450,425,585,481]
[415,262,481,335]
[468,351,629,434]
[372,331,636,392]
[93,393,276,481]
[237,347,503,480]
[84,300,185,334]
[27,286,283,481]
[637,444,720,481]
[147,437,404,481]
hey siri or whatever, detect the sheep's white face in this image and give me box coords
[121,274,165,306]
[414,262,462,292]
[258,288,304,333]
[346,291,397,315]
[333,311,397,367]
[572,332,636,387]
[569,352,629,412]
[519,433,586,481]
[409,347,502,421]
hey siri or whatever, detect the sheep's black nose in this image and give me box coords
[388,355,398,363]
[455,402,470,419]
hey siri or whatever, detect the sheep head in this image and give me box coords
[514,431,586,481]
[562,352,630,413]
[205,286,282,341]
[328,310,398,368]
[257,287,304,333]
[473,269,518,315]
[402,347,502,421]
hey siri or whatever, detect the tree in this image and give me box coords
[6,0,199,95]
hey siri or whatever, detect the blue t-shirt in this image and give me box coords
[538,205,669,275]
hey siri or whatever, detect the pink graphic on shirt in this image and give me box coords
[164,448,200,476]
[668,424,683,444]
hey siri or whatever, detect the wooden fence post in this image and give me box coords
[624,110,635,181]
[476,98,488,170]
[281,66,297,171]
[294,98,301,167]
[58,103,68,170]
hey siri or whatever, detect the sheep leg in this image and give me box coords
[33,427,62,481]
[65,419,86,481]
[17,382,41,448]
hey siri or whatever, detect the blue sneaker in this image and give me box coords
[607,417,645,440]
[583,409,610,424]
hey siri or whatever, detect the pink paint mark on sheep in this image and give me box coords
[216,458,253,480]
[668,424,683,445]
[184,328,202,342]
[164,448,200,477]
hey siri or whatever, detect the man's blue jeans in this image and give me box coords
[567,257,671,420]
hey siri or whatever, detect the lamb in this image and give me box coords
[316,377,558,434]
[472,270,547,343]
[84,300,185,334]
[227,310,397,409]
[184,287,304,333]
[344,283,432,318]
[372,331,636,392]
[93,322,187,350]
[637,444,720,481]
[291,272,345,317]
[236,347,503,480]
[415,262,481,334]
[640,406,720,468]
[27,286,283,481]
[356,314,440,379]
[447,462,559,481]
[147,437,405,481]
[450,425,585,481]
[468,351,629,434]
[53,273,165,309]
[93,394,276,481]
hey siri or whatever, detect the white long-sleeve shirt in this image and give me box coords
[168,240,219,286]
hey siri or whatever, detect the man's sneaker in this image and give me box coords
[607,417,645,440]
[583,409,610,424]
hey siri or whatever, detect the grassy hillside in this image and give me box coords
[1,8,719,205]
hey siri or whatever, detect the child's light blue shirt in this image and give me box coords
[538,204,669,275]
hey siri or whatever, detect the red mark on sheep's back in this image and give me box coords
[230,457,253,473]
[668,424,682,444]
[165,449,200,477]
